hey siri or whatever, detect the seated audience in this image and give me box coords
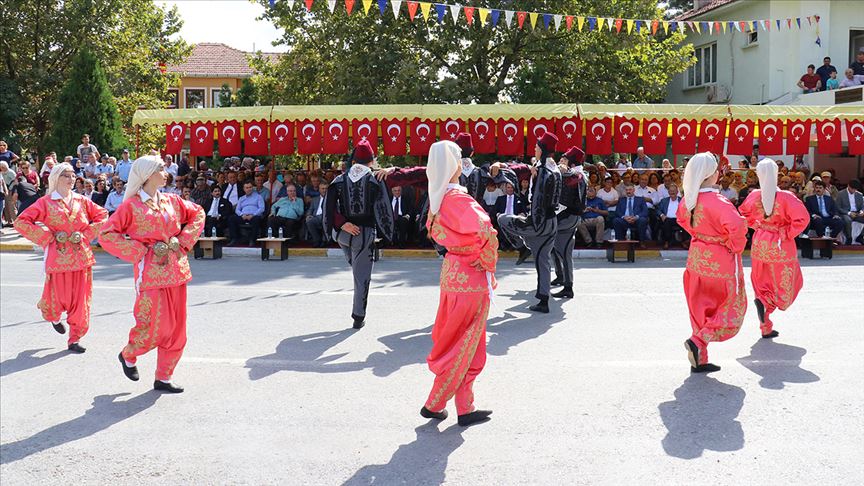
[804,180,844,240]
[228,182,265,246]
[305,182,329,247]
[203,185,233,237]
[104,179,125,214]
[268,184,304,239]
[390,185,415,247]
[835,180,864,244]
[613,183,649,246]
[657,183,689,249]
[576,186,608,247]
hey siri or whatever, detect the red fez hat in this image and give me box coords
[353,140,375,163]
[455,132,474,152]
[538,132,559,152]
[564,146,585,164]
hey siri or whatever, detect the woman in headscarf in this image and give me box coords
[676,153,748,372]
[99,156,205,393]
[738,159,809,338]
[421,140,497,427]
[14,163,108,352]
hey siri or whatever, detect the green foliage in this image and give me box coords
[48,48,127,156]
[0,0,190,155]
[0,77,23,151]
[234,79,260,107]
[219,83,234,107]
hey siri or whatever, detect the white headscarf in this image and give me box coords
[427,140,462,215]
[756,159,778,216]
[47,162,76,195]
[682,152,718,213]
[124,156,163,201]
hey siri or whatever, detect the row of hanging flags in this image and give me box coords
[167,117,864,157]
[267,0,820,36]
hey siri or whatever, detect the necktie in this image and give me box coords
[627,198,633,216]
[226,185,233,199]
[818,196,826,217]
[508,195,513,214]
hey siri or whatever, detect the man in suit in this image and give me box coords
[805,179,844,240]
[494,182,526,251]
[657,183,689,249]
[221,171,242,207]
[305,181,329,247]
[202,185,233,237]
[613,182,649,246]
[390,185,414,247]
[834,179,864,244]
[227,182,266,246]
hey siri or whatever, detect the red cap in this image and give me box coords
[538,132,559,152]
[353,140,375,163]
[455,132,474,152]
[564,146,585,164]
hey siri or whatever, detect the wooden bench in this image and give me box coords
[194,237,227,260]
[257,237,290,261]
[798,236,833,260]
[606,240,638,263]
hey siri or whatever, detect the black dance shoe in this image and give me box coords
[691,363,721,373]
[52,322,66,334]
[67,343,86,353]
[153,380,184,393]
[352,314,366,330]
[515,248,531,265]
[754,298,765,324]
[529,298,549,313]
[762,330,780,339]
[549,277,563,287]
[458,410,492,427]
[684,339,700,369]
[119,352,139,381]
[420,407,448,420]
[552,286,573,299]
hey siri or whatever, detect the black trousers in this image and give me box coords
[269,215,300,238]
[228,214,263,243]
[660,218,687,244]
[393,215,412,246]
[205,215,227,237]
[809,216,844,237]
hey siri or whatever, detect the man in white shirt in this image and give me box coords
[164,155,178,178]
[835,179,864,244]
[719,175,738,204]
[658,184,687,249]
[263,169,283,205]
[105,179,125,214]
[596,176,620,210]
[304,182,329,247]
[83,153,99,180]
[390,185,414,247]
[76,134,100,163]
[221,171,242,207]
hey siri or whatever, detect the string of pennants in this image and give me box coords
[166,117,864,158]
[267,0,820,35]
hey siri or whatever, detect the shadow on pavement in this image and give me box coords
[0,391,161,465]
[342,423,465,486]
[245,330,365,380]
[0,348,70,378]
[486,290,565,357]
[736,339,820,390]
[658,375,745,460]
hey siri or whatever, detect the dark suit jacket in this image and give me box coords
[835,190,864,215]
[805,194,839,218]
[305,195,325,218]
[202,197,233,220]
[615,196,648,219]
[220,183,243,202]
[390,195,415,220]
[657,196,683,219]
[494,193,527,216]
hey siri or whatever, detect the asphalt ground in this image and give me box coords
[1,252,862,485]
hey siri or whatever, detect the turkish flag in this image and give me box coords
[527,118,555,153]
[270,120,294,155]
[497,118,525,156]
[845,119,864,155]
[697,118,727,154]
[555,117,581,151]
[785,119,812,155]
[381,118,407,156]
[189,121,214,157]
[217,120,241,157]
[759,119,784,155]
[815,119,842,154]
[469,119,496,154]
[585,118,613,155]
[297,119,323,154]
[642,118,668,155]
[352,119,379,154]
[672,119,697,154]
[409,118,436,156]
[322,119,349,154]
[727,119,755,155]
[439,118,466,142]
[165,122,186,154]
[613,116,639,154]
[244,120,269,156]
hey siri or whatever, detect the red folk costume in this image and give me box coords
[14,171,108,346]
[422,141,498,425]
[677,153,748,371]
[99,160,204,383]
[738,159,810,337]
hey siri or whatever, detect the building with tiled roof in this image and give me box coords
[166,43,281,109]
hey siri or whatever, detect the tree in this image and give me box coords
[219,83,234,107]
[234,79,259,107]
[49,48,127,157]
[252,0,694,106]
[0,77,23,152]
[0,0,189,156]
